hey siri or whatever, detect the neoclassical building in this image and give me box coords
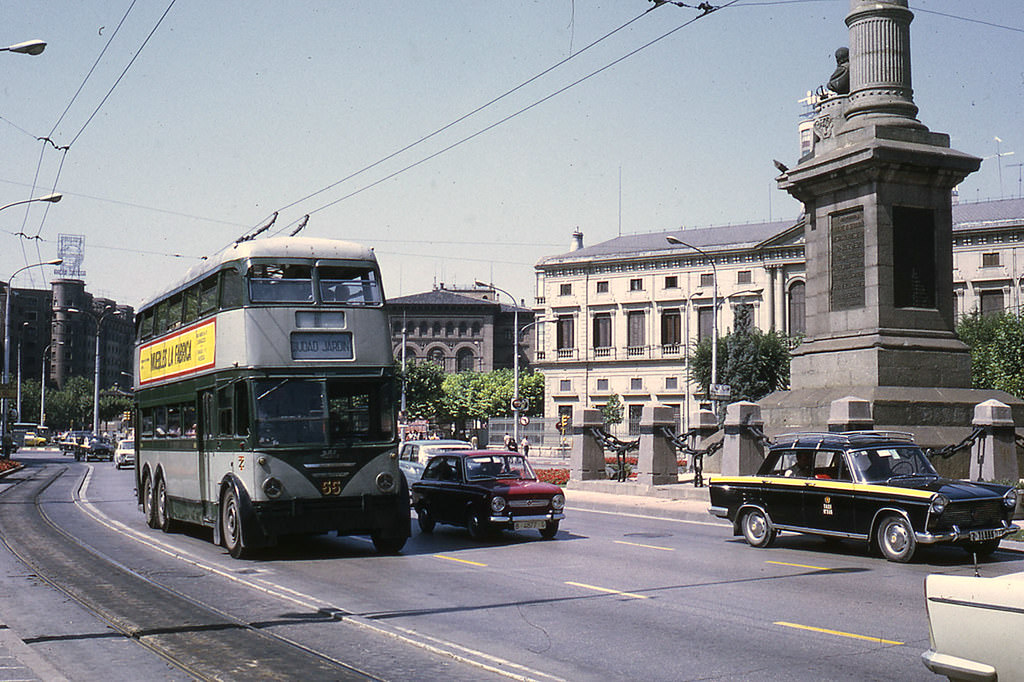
[532,197,1024,433]
[387,285,534,374]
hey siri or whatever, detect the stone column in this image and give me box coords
[845,0,920,125]
[827,396,874,432]
[766,266,776,331]
[721,402,765,476]
[970,399,1019,482]
[636,405,676,486]
[570,407,606,481]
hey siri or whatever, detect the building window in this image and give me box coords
[664,276,678,289]
[628,405,643,436]
[596,281,609,294]
[630,377,643,391]
[559,379,572,392]
[982,252,1000,268]
[629,278,643,291]
[980,290,1004,316]
[697,306,714,341]
[556,315,574,350]
[593,313,612,349]
[627,310,645,351]
[456,348,475,372]
[665,376,678,390]
[700,273,714,288]
[428,348,445,367]
[596,378,609,391]
[560,283,572,296]
[661,308,681,346]
[737,270,752,285]
[788,281,806,335]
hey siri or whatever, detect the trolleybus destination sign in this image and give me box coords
[139,319,216,385]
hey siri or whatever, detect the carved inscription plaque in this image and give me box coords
[830,209,865,310]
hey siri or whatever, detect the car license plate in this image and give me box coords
[968,529,1001,542]
[514,520,545,530]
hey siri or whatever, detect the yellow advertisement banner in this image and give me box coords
[139,319,216,385]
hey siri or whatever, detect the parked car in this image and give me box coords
[22,432,46,447]
[922,570,1024,680]
[113,439,136,469]
[411,450,565,540]
[398,439,472,484]
[709,431,1018,563]
[77,435,115,462]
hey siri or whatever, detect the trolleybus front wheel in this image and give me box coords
[221,487,249,559]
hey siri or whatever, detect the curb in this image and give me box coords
[0,461,25,480]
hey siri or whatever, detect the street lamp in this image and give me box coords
[0,40,46,56]
[0,194,62,213]
[2,258,62,456]
[666,235,720,403]
[475,280,524,446]
[65,306,123,435]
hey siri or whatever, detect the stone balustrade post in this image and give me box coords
[827,396,874,432]
[570,408,606,481]
[692,408,720,475]
[970,399,1019,482]
[721,402,765,476]
[636,405,676,485]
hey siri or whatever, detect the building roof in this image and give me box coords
[536,197,1024,267]
[388,288,530,314]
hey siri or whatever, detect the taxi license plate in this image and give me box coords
[968,529,1001,542]
[514,520,546,530]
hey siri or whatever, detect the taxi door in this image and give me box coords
[800,450,857,536]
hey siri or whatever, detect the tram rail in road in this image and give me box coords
[0,463,375,681]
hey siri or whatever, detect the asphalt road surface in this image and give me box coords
[2,448,1021,681]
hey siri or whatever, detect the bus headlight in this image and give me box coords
[490,496,506,513]
[929,494,948,515]
[551,493,565,511]
[263,477,283,498]
[1004,488,1018,510]
[376,472,396,493]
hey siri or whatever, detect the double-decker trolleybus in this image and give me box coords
[133,236,408,558]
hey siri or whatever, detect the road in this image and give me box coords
[2,448,1022,681]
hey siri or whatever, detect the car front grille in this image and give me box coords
[934,499,1005,530]
[508,497,550,510]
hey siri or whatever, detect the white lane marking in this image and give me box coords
[567,505,728,527]
[75,466,563,682]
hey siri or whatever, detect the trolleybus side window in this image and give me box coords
[141,407,154,437]
[220,267,243,309]
[217,383,250,438]
[139,309,154,341]
[166,293,184,332]
[183,286,199,324]
[199,274,218,314]
[318,266,381,306]
[248,264,313,303]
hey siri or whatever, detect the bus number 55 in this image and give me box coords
[320,480,342,496]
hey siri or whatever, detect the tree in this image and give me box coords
[398,360,447,421]
[957,311,1024,398]
[690,306,791,402]
[601,393,623,426]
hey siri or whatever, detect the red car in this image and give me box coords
[411,450,565,540]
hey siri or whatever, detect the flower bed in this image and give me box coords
[0,459,19,475]
[536,468,569,485]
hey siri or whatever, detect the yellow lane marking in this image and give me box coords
[434,554,488,567]
[614,540,675,552]
[774,621,904,646]
[565,581,649,600]
[766,560,834,571]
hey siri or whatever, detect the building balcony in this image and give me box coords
[626,345,648,358]
[556,347,577,360]
[593,346,613,359]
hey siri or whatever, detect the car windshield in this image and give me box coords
[464,454,536,481]
[848,446,938,483]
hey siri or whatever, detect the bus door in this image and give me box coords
[199,390,215,513]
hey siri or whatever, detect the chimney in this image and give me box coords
[569,228,584,252]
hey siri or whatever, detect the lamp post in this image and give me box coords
[40,342,56,430]
[63,305,122,435]
[2,258,63,456]
[666,235,720,404]
[0,40,46,56]
[0,194,62,214]
[476,280,523,446]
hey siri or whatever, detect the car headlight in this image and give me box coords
[1003,488,1018,510]
[929,494,948,515]
[551,493,565,511]
[490,496,507,513]
[376,472,396,493]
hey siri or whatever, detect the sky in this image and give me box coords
[1,1,1021,310]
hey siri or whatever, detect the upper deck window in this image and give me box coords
[248,264,313,303]
[318,266,382,305]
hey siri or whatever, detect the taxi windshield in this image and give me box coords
[848,446,939,483]
[464,454,536,481]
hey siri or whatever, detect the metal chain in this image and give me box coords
[924,426,985,460]
[741,423,773,448]
[588,426,640,482]
[659,426,725,488]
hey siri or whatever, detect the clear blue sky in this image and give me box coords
[2,1,1021,309]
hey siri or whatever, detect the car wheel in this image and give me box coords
[221,487,248,559]
[877,514,916,563]
[417,506,436,533]
[539,520,559,540]
[371,532,406,555]
[740,508,776,548]
[467,509,491,541]
[963,539,1000,558]
[143,475,159,530]
[155,478,176,533]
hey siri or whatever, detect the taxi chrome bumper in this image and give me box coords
[915,521,1015,545]
[709,506,729,519]
[490,512,565,524]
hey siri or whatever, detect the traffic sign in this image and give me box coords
[0,383,15,400]
[510,397,529,412]
[519,415,530,427]
[710,383,732,400]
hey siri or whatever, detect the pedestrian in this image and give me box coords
[503,433,512,449]
[470,435,478,449]
[520,436,530,457]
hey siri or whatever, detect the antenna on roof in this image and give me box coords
[235,212,278,244]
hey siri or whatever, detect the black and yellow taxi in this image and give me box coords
[709,431,1018,562]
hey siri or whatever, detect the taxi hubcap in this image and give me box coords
[886,523,909,552]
